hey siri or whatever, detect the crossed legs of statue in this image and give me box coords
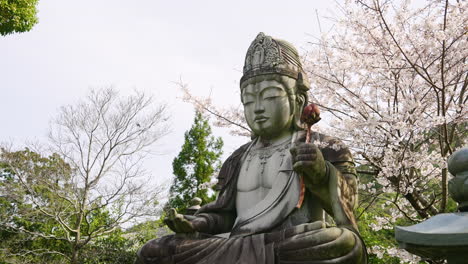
[136,221,366,264]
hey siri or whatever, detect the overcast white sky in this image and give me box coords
[0,0,339,189]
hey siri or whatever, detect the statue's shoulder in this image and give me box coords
[308,131,354,164]
[228,142,252,160]
[214,141,252,191]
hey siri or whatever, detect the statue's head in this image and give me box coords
[240,32,309,139]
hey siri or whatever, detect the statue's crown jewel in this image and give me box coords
[241,32,305,84]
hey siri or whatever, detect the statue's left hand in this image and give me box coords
[164,208,196,233]
[290,143,327,185]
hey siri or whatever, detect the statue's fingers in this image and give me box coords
[163,211,173,226]
[168,208,177,220]
[180,220,194,233]
[293,160,313,173]
[289,146,297,159]
[164,218,177,232]
[172,216,184,233]
[175,216,193,233]
[296,144,319,155]
[168,221,178,232]
[295,153,317,162]
[175,215,191,231]
[308,220,326,230]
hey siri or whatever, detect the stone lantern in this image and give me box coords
[395,147,468,264]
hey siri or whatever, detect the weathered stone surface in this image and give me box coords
[395,147,468,263]
[448,148,468,211]
[448,148,468,176]
[395,213,468,246]
[136,32,367,264]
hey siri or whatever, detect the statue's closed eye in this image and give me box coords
[264,95,280,100]
[242,100,254,105]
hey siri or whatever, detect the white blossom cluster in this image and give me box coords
[178,81,251,137]
[305,0,466,261]
[370,245,421,264]
[198,178,218,190]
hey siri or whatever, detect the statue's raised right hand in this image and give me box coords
[164,208,208,234]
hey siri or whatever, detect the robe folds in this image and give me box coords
[137,131,368,264]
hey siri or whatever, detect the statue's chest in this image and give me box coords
[237,142,291,191]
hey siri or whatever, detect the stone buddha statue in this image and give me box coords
[136,32,367,264]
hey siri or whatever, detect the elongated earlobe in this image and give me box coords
[293,94,306,130]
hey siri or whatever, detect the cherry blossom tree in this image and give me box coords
[179,81,250,137]
[305,0,466,262]
[179,0,466,262]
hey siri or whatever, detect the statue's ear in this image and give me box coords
[293,93,306,130]
[294,72,310,128]
[296,93,306,110]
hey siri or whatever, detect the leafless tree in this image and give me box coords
[0,88,170,263]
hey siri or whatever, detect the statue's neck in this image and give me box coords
[257,130,293,148]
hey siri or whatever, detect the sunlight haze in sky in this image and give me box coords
[1,0,338,190]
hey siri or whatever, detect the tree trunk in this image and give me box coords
[404,192,429,219]
[441,168,448,213]
[70,247,79,264]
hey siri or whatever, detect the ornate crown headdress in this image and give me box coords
[240,32,308,87]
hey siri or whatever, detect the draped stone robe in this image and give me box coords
[137,131,367,264]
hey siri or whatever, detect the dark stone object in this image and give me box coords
[395,147,468,264]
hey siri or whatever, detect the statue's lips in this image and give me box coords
[254,117,268,123]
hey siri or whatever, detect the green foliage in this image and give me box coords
[81,229,136,264]
[358,210,403,264]
[356,167,413,263]
[356,167,450,264]
[0,0,39,36]
[168,112,223,212]
[0,149,72,263]
[1,89,168,263]
[0,149,144,264]
[126,218,171,245]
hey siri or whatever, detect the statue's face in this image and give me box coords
[241,79,293,139]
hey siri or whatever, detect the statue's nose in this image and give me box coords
[254,101,265,114]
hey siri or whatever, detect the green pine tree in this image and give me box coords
[168,112,223,212]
